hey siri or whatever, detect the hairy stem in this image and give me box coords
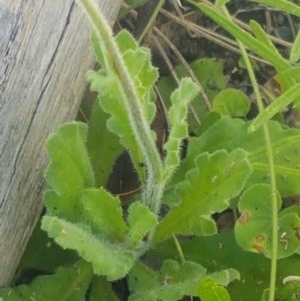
[77,0,164,213]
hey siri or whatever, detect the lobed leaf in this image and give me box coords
[208,269,240,287]
[164,78,198,175]
[41,216,136,281]
[198,278,231,301]
[80,188,128,241]
[87,29,158,178]
[123,48,148,78]
[44,122,94,221]
[157,58,228,134]
[148,232,300,301]
[128,260,237,301]
[170,116,300,199]
[127,202,158,246]
[87,70,145,178]
[128,260,207,301]
[115,29,138,53]
[115,31,158,88]
[154,149,251,242]
[86,100,123,187]
[45,122,94,196]
[0,260,93,301]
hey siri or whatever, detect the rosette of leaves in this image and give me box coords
[41,0,199,282]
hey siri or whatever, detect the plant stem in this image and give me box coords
[221,7,278,301]
[137,0,166,43]
[172,234,185,263]
[77,0,164,213]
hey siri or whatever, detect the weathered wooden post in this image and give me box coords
[0,0,120,286]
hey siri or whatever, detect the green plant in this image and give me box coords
[189,1,300,300]
[1,0,300,300]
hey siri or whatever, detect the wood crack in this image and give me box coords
[0,3,76,208]
[43,2,76,86]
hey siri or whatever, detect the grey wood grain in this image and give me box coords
[0,0,120,286]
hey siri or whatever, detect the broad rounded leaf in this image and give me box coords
[277,210,300,258]
[235,184,280,257]
[213,88,250,117]
[234,184,300,258]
